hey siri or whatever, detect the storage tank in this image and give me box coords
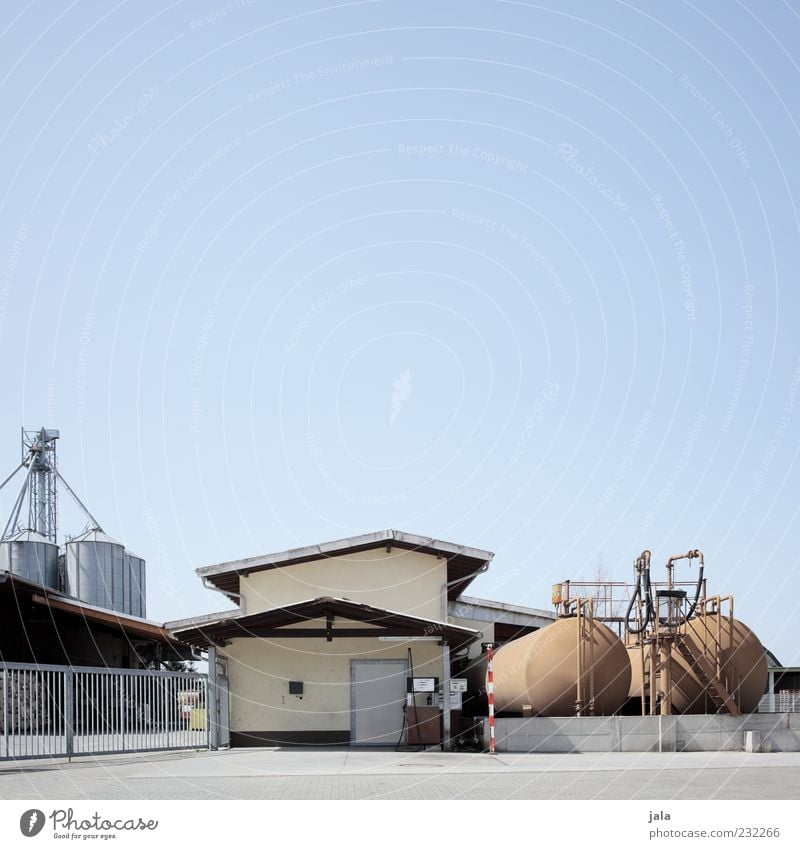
[489,618,632,716]
[125,550,146,618]
[65,530,125,610]
[0,529,59,589]
[627,614,767,714]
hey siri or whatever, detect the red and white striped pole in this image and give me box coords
[486,643,496,755]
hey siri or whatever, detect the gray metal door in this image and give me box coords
[350,660,407,746]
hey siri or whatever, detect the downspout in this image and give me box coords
[440,561,490,620]
[202,577,246,614]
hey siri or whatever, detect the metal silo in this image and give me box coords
[0,529,59,589]
[65,530,125,610]
[125,550,147,618]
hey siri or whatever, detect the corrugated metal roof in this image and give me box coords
[2,529,55,545]
[69,529,123,545]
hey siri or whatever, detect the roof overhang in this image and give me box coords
[170,596,482,650]
[449,595,556,628]
[0,569,188,648]
[195,529,494,603]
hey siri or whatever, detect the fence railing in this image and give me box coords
[1,662,208,760]
[759,690,800,714]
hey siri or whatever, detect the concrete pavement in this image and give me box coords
[2,748,799,799]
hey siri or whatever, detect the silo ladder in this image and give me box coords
[674,634,740,716]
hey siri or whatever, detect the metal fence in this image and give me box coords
[1,662,208,760]
[759,690,800,713]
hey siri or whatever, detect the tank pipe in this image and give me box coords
[665,549,704,621]
[625,549,652,635]
[54,469,103,531]
[575,601,583,715]
[687,550,704,620]
[588,598,596,715]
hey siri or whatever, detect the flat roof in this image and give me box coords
[196,529,494,602]
[452,595,556,621]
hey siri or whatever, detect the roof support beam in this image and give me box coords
[224,628,426,639]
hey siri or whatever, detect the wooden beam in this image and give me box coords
[217,628,428,639]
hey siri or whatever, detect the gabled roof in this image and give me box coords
[169,596,482,650]
[196,529,494,602]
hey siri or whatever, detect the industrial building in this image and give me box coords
[169,529,554,747]
[3,426,792,756]
[169,533,793,752]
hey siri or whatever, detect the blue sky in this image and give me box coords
[1,1,799,664]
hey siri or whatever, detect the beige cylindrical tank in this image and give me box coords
[627,614,767,714]
[491,618,632,716]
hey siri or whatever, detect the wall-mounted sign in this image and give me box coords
[449,691,463,709]
[450,678,468,692]
[408,677,437,693]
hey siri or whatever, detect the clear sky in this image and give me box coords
[1,1,799,664]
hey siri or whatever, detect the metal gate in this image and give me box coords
[1,663,208,760]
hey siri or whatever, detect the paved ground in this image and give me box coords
[2,748,800,799]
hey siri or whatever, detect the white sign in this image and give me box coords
[410,677,436,692]
[449,691,463,709]
[450,678,468,692]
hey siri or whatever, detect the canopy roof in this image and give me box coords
[169,596,482,650]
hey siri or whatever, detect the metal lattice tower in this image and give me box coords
[22,428,59,541]
[1,426,102,546]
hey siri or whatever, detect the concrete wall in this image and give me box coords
[487,713,800,753]
[449,615,493,657]
[220,626,442,737]
[240,548,447,620]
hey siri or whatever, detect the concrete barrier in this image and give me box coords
[485,713,800,753]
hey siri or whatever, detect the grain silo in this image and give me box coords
[125,550,147,618]
[1,426,147,617]
[0,529,59,589]
[64,529,126,610]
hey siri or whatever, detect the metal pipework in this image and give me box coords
[202,577,246,614]
[666,549,704,567]
[625,550,653,635]
[664,549,704,619]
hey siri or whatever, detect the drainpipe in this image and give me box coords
[202,577,245,614]
[440,560,490,751]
